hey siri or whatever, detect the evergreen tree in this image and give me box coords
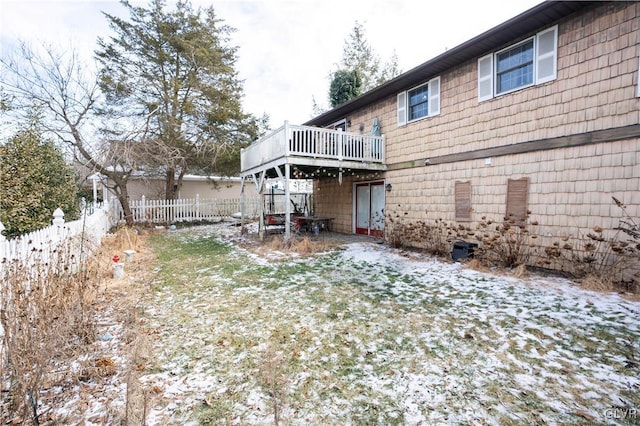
[96,0,261,199]
[0,123,79,238]
[329,69,362,108]
[341,21,380,93]
[324,21,402,109]
[341,21,402,92]
[379,49,401,86]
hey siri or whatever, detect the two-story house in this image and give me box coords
[241,1,639,273]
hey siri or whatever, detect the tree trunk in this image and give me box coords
[174,168,186,200]
[115,184,134,226]
[118,196,134,226]
[165,169,175,200]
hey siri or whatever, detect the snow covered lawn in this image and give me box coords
[134,224,639,424]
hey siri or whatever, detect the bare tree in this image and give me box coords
[0,41,149,225]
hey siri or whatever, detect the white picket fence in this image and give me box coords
[113,195,262,224]
[0,195,277,267]
[0,203,115,267]
[0,196,263,266]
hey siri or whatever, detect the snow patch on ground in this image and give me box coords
[47,224,640,424]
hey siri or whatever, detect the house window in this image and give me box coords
[329,119,347,131]
[478,25,557,101]
[505,178,529,224]
[397,76,440,126]
[409,84,429,120]
[496,39,534,94]
[455,181,472,221]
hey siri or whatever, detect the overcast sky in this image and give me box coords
[0,0,541,128]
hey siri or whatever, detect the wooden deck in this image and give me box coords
[240,122,385,177]
[240,122,386,241]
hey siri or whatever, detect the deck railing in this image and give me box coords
[241,122,385,172]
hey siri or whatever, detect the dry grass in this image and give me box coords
[0,225,158,425]
[292,235,314,254]
[464,258,489,273]
[96,227,157,424]
[0,235,99,423]
[6,221,636,423]
[259,234,342,256]
[580,274,617,293]
[136,224,640,424]
[95,225,145,279]
[513,263,529,279]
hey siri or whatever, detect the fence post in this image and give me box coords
[196,193,200,220]
[52,208,65,227]
[110,197,119,224]
[103,181,108,205]
[0,221,5,260]
[240,180,246,229]
[91,174,98,206]
[141,195,146,222]
[51,207,66,248]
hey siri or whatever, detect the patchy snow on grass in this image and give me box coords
[49,224,640,425]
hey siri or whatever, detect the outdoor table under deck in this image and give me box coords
[293,216,334,233]
[241,122,385,240]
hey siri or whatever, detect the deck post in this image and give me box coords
[258,172,265,241]
[240,178,245,230]
[284,163,291,242]
[284,120,290,156]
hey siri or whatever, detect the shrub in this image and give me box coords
[384,208,455,256]
[0,236,97,423]
[475,214,535,268]
[538,226,639,291]
[382,202,639,291]
[0,125,79,238]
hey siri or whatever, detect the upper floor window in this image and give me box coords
[397,76,440,126]
[478,25,557,102]
[408,84,429,120]
[496,39,534,93]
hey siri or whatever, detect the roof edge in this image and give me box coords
[304,1,597,127]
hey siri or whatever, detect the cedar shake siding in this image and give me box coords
[308,1,639,243]
[237,2,637,277]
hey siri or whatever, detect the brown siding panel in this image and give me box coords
[455,181,472,221]
[506,178,530,223]
[307,2,639,279]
